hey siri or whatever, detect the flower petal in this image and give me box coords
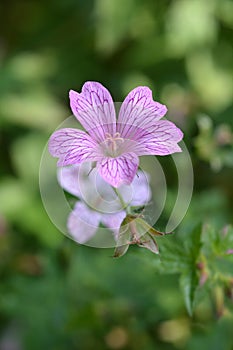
[48,128,101,166]
[101,211,126,239]
[98,152,139,188]
[114,170,151,206]
[57,165,81,198]
[117,86,167,139]
[132,120,184,156]
[58,163,100,202]
[67,202,101,244]
[130,171,152,205]
[69,81,116,142]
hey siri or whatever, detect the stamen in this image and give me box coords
[103,132,124,157]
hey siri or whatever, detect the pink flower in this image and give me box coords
[58,163,151,244]
[49,82,183,187]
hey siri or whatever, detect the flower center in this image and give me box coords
[102,132,124,157]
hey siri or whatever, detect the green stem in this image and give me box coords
[112,187,130,213]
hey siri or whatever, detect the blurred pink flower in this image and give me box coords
[49,81,183,187]
[58,163,151,244]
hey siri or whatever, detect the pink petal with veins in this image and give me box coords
[117,86,167,138]
[48,128,101,166]
[132,120,183,156]
[98,152,139,188]
[69,81,116,143]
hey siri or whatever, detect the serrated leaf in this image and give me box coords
[159,237,191,273]
[180,269,199,316]
[185,223,203,260]
[179,225,203,315]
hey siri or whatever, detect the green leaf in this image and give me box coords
[180,269,199,316]
[202,225,233,258]
[185,223,203,260]
[158,236,190,274]
[214,257,233,276]
[178,224,204,315]
[219,226,233,252]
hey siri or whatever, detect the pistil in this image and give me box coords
[103,132,124,157]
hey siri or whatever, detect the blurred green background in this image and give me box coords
[0,0,233,349]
